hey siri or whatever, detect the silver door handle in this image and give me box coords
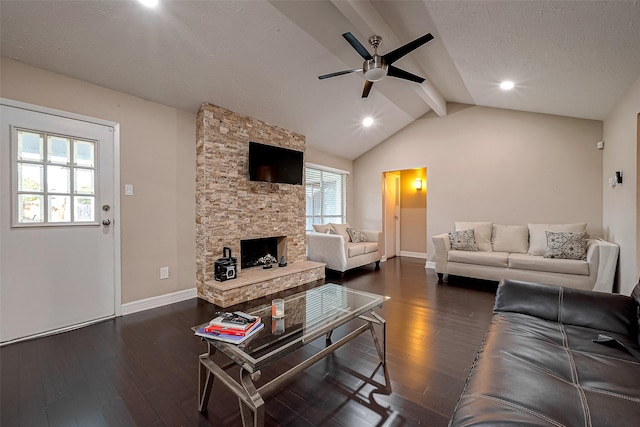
[102,219,111,226]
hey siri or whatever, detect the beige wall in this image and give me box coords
[603,75,640,295]
[353,103,604,260]
[1,58,196,304]
[399,169,427,254]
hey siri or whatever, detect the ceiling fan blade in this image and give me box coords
[383,33,434,65]
[387,66,425,83]
[343,32,373,60]
[362,80,374,98]
[318,68,362,80]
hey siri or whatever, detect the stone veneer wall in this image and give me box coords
[195,103,307,292]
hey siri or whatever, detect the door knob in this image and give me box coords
[102,219,111,226]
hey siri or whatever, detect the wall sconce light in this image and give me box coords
[415,178,422,190]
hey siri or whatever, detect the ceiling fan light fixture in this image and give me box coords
[363,58,388,82]
[500,80,515,90]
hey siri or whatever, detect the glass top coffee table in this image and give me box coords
[194,283,390,427]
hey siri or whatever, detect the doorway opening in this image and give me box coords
[382,168,427,261]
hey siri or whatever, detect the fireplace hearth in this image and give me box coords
[241,236,286,269]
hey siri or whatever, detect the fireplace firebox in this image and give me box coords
[240,236,286,269]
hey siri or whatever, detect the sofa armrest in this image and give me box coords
[589,239,620,293]
[495,279,637,337]
[306,232,348,271]
[432,233,451,273]
[361,229,381,243]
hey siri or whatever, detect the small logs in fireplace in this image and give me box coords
[240,236,286,269]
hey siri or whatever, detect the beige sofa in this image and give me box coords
[432,222,619,292]
[307,223,381,273]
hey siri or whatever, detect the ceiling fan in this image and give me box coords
[318,32,434,98]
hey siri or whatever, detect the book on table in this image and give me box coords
[205,312,261,335]
[195,322,264,344]
[204,316,262,336]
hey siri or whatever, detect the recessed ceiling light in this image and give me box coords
[362,117,374,127]
[138,0,159,7]
[500,81,515,90]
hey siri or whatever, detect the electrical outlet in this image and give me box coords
[160,267,169,280]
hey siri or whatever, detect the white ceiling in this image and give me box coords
[1,1,639,160]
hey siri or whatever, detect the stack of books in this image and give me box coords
[194,311,263,344]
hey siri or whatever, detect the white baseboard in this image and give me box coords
[400,251,427,259]
[122,287,197,316]
[380,255,388,262]
[425,261,436,269]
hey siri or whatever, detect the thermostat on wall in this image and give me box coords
[596,141,605,150]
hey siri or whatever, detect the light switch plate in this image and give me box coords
[125,184,134,196]
[160,267,169,279]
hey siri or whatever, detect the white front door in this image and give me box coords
[1,102,118,343]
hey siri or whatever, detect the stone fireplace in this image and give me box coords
[195,103,325,306]
[240,236,286,269]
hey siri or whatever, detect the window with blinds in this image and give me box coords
[305,165,347,231]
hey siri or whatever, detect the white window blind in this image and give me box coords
[305,165,347,231]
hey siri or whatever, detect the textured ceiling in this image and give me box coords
[1,1,639,160]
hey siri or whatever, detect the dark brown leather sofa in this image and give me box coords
[450,279,640,426]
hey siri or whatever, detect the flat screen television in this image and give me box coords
[248,141,303,185]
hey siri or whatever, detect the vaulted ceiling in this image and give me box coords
[2,1,640,159]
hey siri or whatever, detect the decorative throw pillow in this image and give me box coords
[330,223,351,242]
[528,223,587,256]
[346,227,368,243]
[491,224,529,253]
[312,224,333,234]
[544,231,587,260]
[455,222,493,251]
[448,229,479,251]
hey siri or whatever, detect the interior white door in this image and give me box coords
[1,104,116,343]
[384,173,400,259]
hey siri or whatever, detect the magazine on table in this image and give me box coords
[204,317,262,336]
[195,322,264,344]
[207,312,260,332]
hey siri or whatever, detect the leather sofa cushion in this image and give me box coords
[495,280,638,336]
[508,253,588,275]
[451,311,640,427]
[448,250,508,267]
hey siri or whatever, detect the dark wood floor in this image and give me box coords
[0,257,498,427]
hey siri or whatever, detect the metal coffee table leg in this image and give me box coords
[239,368,265,427]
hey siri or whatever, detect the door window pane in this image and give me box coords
[75,169,95,194]
[75,196,95,222]
[18,195,44,223]
[47,165,71,193]
[48,195,71,222]
[48,136,71,165]
[75,140,95,167]
[17,131,44,162]
[18,163,44,192]
[13,127,99,226]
